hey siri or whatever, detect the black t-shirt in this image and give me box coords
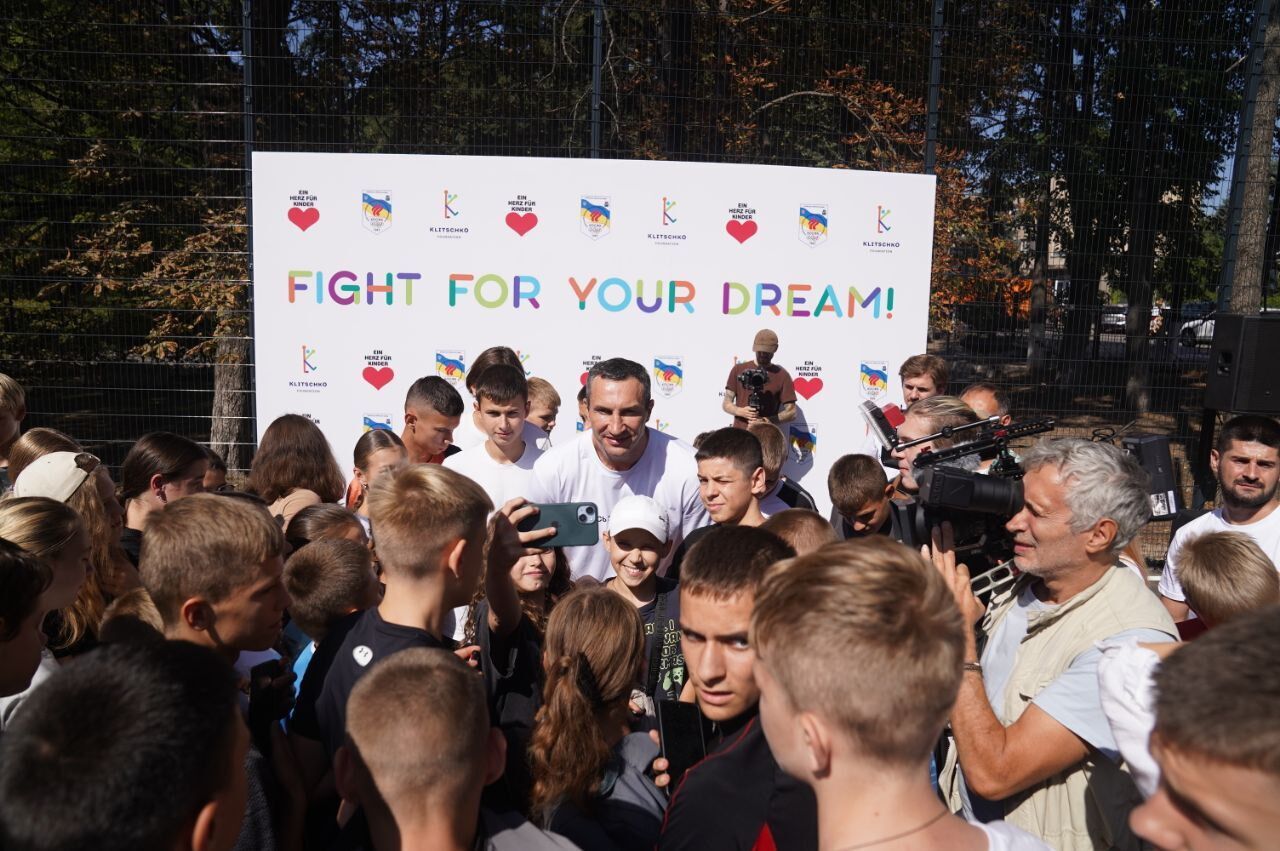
[658,710,818,851]
[475,599,544,813]
[635,578,685,703]
[302,606,455,756]
[120,527,142,567]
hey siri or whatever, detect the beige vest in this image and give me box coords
[942,565,1175,851]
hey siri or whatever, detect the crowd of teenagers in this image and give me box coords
[0,340,1277,851]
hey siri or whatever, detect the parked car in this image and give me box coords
[1179,311,1215,346]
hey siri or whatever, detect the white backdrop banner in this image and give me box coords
[251,152,936,515]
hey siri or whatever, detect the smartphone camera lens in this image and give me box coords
[578,506,596,525]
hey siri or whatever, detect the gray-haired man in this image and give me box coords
[930,438,1176,851]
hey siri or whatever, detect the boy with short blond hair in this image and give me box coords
[335,648,575,851]
[751,537,1049,850]
[749,421,818,514]
[444,364,544,508]
[526,377,561,436]
[296,463,493,757]
[138,493,299,851]
[140,493,291,661]
[1176,530,1280,628]
[0,373,27,490]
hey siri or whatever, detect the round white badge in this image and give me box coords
[352,645,373,667]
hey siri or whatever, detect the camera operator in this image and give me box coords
[929,438,1177,851]
[723,330,797,429]
[890,396,981,497]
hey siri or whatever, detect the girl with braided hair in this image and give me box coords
[528,585,666,850]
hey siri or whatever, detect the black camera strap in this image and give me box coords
[646,590,670,699]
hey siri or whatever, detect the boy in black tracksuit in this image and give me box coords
[656,525,816,851]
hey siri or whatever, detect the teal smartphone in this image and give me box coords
[516,502,600,548]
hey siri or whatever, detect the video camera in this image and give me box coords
[890,416,1055,580]
[736,367,769,412]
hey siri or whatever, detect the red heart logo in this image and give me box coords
[725,219,758,243]
[362,366,394,390]
[794,377,824,399]
[505,212,538,236]
[579,372,589,386]
[288,207,320,231]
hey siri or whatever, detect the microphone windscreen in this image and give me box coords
[859,401,897,451]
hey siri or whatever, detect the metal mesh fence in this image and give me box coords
[1,1,1270,561]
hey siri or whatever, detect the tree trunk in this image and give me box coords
[1232,4,1280,314]
[211,335,250,474]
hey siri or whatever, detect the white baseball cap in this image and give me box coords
[12,451,98,503]
[607,495,670,542]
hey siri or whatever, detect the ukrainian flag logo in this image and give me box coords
[580,196,612,240]
[653,357,684,398]
[362,191,392,233]
[798,204,828,246]
[789,425,818,459]
[860,362,889,401]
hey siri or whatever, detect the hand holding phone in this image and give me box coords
[515,502,600,548]
[655,699,707,792]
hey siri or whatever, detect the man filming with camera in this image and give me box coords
[723,329,797,429]
[929,438,1176,851]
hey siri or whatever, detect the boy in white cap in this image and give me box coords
[603,495,686,709]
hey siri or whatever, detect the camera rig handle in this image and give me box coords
[912,417,1057,470]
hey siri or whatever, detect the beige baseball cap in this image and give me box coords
[12,451,98,503]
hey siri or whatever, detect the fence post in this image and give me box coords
[591,0,604,158]
[924,0,944,174]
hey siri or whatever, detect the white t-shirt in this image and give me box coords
[1158,504,1280,603]
[975,820,1054,850]
[443,438,544,510]
[527,430,708,581]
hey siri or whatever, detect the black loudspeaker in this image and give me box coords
[1122,434,1180,520]
[1204,313,1280,413]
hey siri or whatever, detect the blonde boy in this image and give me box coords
[336,649,575,851]
[301,464,492,756]
[140,493,290,662]
[1176,530,1280,628]
[751,538,1049,850]
[526,377,561,436]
